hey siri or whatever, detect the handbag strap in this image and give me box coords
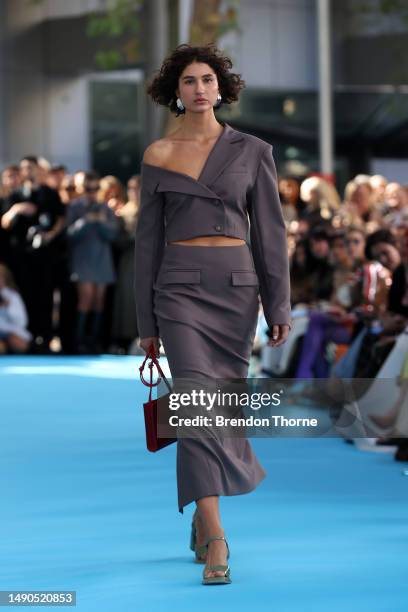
[139,342,172,402]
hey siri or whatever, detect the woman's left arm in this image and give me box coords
[96,206,119,242]
[248,144,292,335]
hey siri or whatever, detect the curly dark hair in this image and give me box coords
[364,228,398,260]
[146,43,245,117]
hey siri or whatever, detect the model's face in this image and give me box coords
[346,231,365,261]
[176,62,219,113]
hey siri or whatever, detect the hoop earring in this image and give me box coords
[176,97,185,111]
[214,93,222,108]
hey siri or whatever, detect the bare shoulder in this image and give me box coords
[143,138,174,167]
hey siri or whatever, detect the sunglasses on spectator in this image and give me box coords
[85,186,99,193]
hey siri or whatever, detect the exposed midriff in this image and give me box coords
[168,236,246,246]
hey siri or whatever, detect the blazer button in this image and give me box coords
[214,225,222,231]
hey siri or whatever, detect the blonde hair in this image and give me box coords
[98,175,126,203]
[300,176,341,212]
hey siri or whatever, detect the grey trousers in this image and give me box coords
[153,243,266,514]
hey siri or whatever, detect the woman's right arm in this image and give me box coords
[134,160,165,351]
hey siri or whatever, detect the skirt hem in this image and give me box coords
[178,469,267,514]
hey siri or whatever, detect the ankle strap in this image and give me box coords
[205,535,230,559]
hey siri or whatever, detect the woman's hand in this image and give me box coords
[267,324,290,347]
[139,336,161,357]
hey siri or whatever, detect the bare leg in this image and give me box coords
[196,495,228,578]
[376,380,408,439]
[369,379,408,431]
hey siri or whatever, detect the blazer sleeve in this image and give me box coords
[133,168,165,339]
[248,144,292,330]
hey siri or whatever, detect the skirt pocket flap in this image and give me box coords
[231,271,259,286]
[162,269,201,284]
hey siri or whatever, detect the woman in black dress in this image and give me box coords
[134,44,291,585]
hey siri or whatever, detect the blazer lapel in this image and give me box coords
[143,122,245,200]
[199,122,246,187]
[156,173,221,200]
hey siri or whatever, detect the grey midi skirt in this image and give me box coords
[153,243,267,514]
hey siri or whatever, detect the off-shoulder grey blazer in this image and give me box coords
[134,121,291,339]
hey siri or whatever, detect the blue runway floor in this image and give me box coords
[0,355,407,611]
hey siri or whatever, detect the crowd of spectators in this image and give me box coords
[258,171,408,462]
[0,154,407,458]
[1,157,407,361]
[0,157,140,355]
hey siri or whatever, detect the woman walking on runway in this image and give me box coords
[134,44,291,585]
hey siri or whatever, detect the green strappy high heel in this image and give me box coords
[189,509,208,564]
[202,535,231,585]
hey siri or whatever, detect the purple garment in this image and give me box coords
[295,310,352,379]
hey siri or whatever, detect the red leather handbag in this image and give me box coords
[139,343,177,452]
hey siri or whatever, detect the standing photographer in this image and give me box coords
[0,156,65,352]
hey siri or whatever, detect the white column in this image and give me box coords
[316,0,334,179]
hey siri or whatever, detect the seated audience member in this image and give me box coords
[299,176,341,226]
[290,239,311,306]
[305,225,335,303]
[294,227,391,378]
[340,229,403,380]
[0,263,31,354]
[381,182,408,228]
[341,179,379,229]
[278,176,305,224]
[365,228,401,274]
[369,174,388,213]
